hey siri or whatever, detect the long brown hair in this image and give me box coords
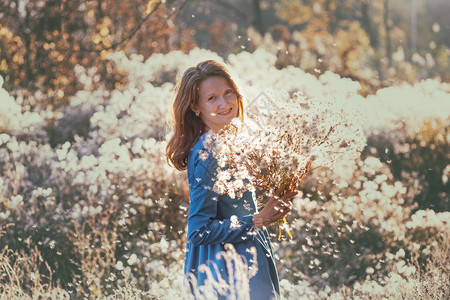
[166,60,244,170]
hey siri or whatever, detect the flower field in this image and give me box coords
[1,48,449,299]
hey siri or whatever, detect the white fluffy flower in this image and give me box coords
[230,215,241,230]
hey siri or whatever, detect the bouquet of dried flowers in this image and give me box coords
[203,91,366,239]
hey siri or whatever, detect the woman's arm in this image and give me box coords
[187,151,256,246]
[187,148,297,246]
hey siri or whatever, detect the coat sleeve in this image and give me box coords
[187,149,257,246]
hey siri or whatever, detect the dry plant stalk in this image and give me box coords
[69,212,119,296]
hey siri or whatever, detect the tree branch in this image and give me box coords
[197,0,249,22]
[77,0,188,53]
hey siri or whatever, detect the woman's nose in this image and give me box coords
[218,95,228,107]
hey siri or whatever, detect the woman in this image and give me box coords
[166,60,297,299]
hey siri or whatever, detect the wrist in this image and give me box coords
[253,213,264,228]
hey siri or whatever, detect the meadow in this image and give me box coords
[1,48,449,299]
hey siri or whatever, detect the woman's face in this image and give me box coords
[192,76,239,132]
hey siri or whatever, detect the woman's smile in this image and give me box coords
[215,107,233,116]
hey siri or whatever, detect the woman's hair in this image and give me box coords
[166,60,244,170]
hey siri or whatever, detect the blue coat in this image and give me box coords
[184,132,280,299]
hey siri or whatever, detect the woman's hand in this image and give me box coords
[252,184,298,228]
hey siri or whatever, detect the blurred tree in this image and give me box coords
[269,0,449,88]
[183,0,272,55]
[383,0,392,66]
[0,0,448,106]
[0,0,191,107]
[273,0,375,82]
[252,0,264,34]
[360,0,379,49]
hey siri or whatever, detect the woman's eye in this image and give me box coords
[208,96,215,101]
[225,89,233,95]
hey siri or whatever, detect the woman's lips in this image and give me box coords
[218,108,232,116]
